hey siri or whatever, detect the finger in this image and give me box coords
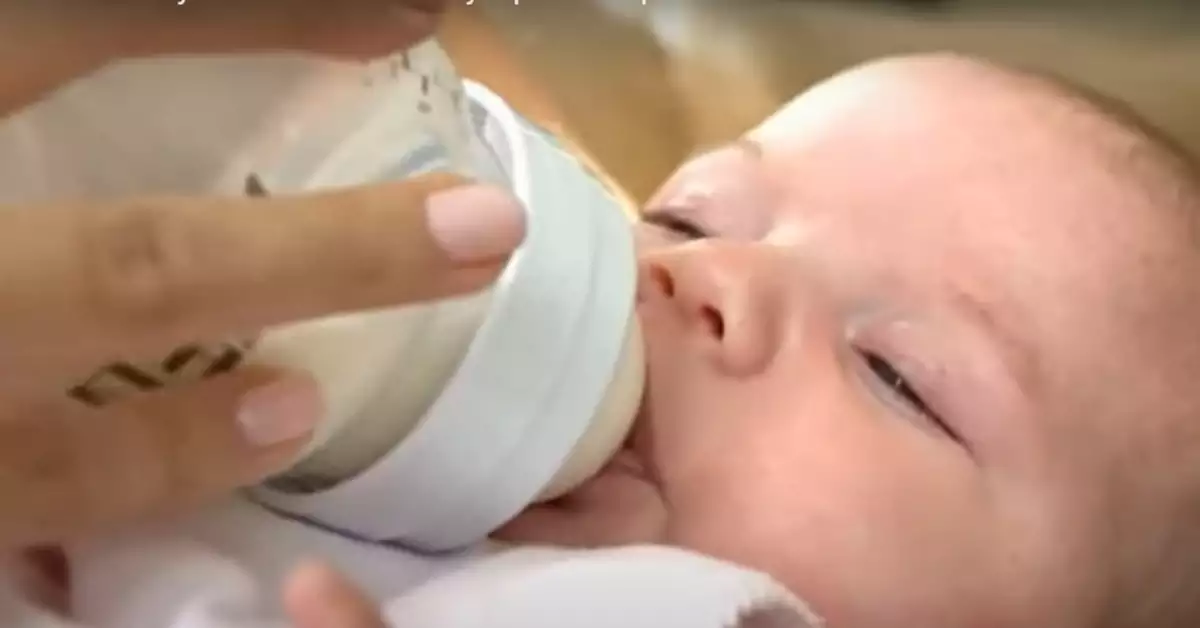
[0,176,525,378]
[99,0,448,60]
[0,368,320,548]
[284,561,386,628]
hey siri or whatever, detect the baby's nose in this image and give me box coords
[639,243,786,376]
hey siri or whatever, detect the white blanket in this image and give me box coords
[0,498,821,628]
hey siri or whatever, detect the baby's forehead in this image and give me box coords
[751,54,1195,261]
[757,55,1133,171]
[751,53,1200,430]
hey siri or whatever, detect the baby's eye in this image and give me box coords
[863,351,928,413]
[642,211,710,241]
[861,351,959,441]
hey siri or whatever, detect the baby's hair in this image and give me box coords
[1004,63,1200,250]
[870,52,1200,628]
[997,63,1200,628]
[858,52,1200,252]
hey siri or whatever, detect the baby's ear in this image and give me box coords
[733,603,823,628]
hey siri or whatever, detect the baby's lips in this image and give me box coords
[621,396,665,489]
[604,447,649,481]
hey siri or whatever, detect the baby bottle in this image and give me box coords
[67,41,646,553]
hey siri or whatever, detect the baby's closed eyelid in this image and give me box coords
[844,314,967,434]
[852,310,1042,464]
[652,187,776,244]
[641,210,712,241]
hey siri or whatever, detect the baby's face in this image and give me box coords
[500,57,1200,627]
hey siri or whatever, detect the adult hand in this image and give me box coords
[0,179,524,549]
[0,0,527,550]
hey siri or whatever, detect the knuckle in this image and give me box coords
[81,202,206,333]
[147,398,213,500]
[112,404,180,514]
[126,404,194,505]
[61,401,183,529]
[331,190,418,295]
[343,241,403,296]
[0,395,226,546]
[121,385,247,506]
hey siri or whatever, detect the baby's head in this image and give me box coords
[498,53,1200,627]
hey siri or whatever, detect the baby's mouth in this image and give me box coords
[606,443,648,479]
[608,390,660,486]
[492,384,669,547]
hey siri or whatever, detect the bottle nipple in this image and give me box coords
[536,315,645,501]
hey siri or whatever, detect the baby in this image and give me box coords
[495,52,1200,628]
[55,52,1200,628]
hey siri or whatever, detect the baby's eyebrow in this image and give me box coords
[685,137,764,163]
[949,286,1042,399]
[733,137,764,159]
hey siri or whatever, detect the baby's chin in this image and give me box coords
[491,404,669,549]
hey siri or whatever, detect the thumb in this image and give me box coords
[0,368,319,548]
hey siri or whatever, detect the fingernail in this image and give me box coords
[236,376,322,447]
[426,184,526,263]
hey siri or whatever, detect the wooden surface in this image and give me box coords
[441,1,1200,204]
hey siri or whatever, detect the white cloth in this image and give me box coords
[38,496,819,628]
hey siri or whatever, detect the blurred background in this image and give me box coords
[441,0,1200,203]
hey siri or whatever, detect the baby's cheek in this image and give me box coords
[657,419,805,549]
[655,400,996,620]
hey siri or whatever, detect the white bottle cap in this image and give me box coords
[249,78,640,552]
